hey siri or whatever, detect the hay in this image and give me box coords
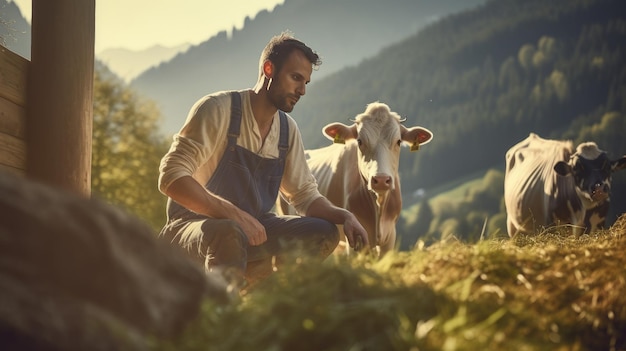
[154,214,626,351]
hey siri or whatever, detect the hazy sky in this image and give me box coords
[11,0,285,53]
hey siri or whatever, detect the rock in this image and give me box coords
[0,172,230,350]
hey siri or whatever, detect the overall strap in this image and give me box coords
[229,91,289,159]
[227,91,242,146]
[277,111,289,160]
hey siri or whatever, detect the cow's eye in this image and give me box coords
[396,140,402,147]
[357,139,362,146]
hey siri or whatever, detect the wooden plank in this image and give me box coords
[0,95,26,138]
[27,0,95,195]
[0,19,29,175]
[0,162,25,176]
[0,46,29,106]
[0,132,26,170]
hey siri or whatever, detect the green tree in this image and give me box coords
[518,44,536,70]
[576,111,626,153]
[91,65,170,231]
[538,35,557,61]
[547,70,569,102]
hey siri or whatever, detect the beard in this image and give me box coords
[267,81,299,112]
[269,92,296,112]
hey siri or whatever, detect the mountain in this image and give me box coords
[0,0,30,59]
[130,0,487,135]
[97,44,191,83]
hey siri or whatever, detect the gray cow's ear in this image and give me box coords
[611,156,626,172]
[554,161,573,176]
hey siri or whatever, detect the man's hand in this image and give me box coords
[342,214,368,251]
[305,197,369,251]
[235,210,267,246]
[165,176,267,246]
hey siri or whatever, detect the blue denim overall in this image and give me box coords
[160,92,339,278]
[166,92,287,220]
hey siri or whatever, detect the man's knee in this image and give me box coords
[201,219,248,248]
[293,218,340,253]
[206,219,247,241]
[200,219,248,269]
[311,220,340,258]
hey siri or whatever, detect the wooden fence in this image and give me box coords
[0,47,28,175]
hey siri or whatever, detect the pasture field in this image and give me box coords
[155,215,626,351]
[401,171,487,234]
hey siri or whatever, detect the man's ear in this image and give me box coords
[263,60,274,78]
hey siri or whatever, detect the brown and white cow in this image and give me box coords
[280,102,433,255]
[504,133,626,237]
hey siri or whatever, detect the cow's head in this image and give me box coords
[322,102,433,196]
[554,142,626,207]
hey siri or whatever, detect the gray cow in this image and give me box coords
[504,133,626,237]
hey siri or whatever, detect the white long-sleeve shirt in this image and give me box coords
[158,89,323,215]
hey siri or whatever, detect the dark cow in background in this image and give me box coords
[504,133,626,237]
[279,102,433,255]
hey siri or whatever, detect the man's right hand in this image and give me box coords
[235,210,267,246]
[165,176,267,246]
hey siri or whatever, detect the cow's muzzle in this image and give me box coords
[370,174,392,193]
[590,182,609,202]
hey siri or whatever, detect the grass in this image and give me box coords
[152,214,626,351]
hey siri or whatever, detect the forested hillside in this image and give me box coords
[291,0,626,243]
[131,0,486,135]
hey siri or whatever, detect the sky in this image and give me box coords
[11,0,285,53]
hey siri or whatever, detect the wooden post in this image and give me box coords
[26,0,95,196]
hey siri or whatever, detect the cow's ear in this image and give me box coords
[611,156,626,172]
[554,161,573,176]
[401,126,433,151]
[323,123,356,143]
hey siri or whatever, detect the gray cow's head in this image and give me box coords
[554,142,626,207]
[322,102,433,196]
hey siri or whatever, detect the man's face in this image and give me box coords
[267,50,312,112]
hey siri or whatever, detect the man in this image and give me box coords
[158,32,368,287]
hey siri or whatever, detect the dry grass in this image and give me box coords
[154,214,626,351]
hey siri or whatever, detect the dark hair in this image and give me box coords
[259,31,322,73]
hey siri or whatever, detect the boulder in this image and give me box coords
[0,172,230,350]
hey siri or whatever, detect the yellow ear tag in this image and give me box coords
[410,139,420,152]
[333,134,345,144]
